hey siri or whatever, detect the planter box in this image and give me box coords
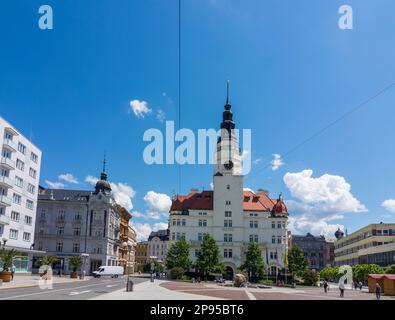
[0,271,12,283]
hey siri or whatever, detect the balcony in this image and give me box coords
[0,214,10,225]
[0,157,15,170]
[3,139,17,152]
[0,176,13,188]
[0,195,12,206]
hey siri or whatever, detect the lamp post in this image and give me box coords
[123,242,133,291]
[149,256,157,283]
[2,238,8,249]
[80,253,89,279]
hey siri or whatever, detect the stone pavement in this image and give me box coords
[91,279,223,300]
[0,274,91,290]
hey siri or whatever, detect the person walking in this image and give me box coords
[323,280,329,293]
[10,264,16,281]
[375,282,382,300]
[339,282,345,298]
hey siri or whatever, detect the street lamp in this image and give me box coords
[149,256,157,283]
[2,238,8,249]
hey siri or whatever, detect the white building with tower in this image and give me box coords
[168,87,289,279]
[0,116,42,273]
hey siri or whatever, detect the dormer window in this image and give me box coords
[244,196,250,202]
[226,185,230,190]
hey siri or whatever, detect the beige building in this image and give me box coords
[135,241,149,272]
[334,223,395,266]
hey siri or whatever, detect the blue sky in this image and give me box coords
[1,0,395,240]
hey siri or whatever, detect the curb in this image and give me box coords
[0,278,90,291]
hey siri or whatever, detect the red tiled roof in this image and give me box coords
[170,190,288,213]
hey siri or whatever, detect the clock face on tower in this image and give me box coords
[223,160,234,170]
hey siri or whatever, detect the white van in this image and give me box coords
[92,266,124,278]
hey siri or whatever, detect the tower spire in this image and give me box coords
[226,80,230,105]
[102,151,106,173]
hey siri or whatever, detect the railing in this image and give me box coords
[0,214,10,225]
[0,195,12,206]
[0,157,15,169]
[3,139,17,151]
[0,176,13,187]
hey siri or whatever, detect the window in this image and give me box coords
[198,219,207,227]
[198,212,207,216]
[225,201,231,205]
[250,221,258,228]
[13,193,22,205]
[226,185,230,190]
[31,152,38,163]
[250,235,258,243]
[16,159,25,171]
[224,249,233,258]
[182,219,186,226]
[181,233,186,240]
[27,183,35,194]
[56,242,63,252]
[15,176,23,188]
[11,211,20,222]
[29,168,37,179]
[198,233,203,241]
[37,242,43,251]
[73,243,80,253]
[282,222,286,229]
[172,220,176,226]
[18,143,26,154]
[224,219,232,228]
[23,232,31,241]
[272,236,276,244]
[9,229,18,240]
[57,227,64,235]
[74,227,81,236]
[74,213,82,220]
[277,236,282,244]
[26,200,34,210]
[277,222,282,229]
[224,234,232,242]
[270,251,278,260]
[24,215,32,225]
[271,221,276,229]
[176,232,181,240]
[176,219,181,226]
[225,211,232,217]
[171,232,175,240]
[194,249,200,257]
[40,209,46,219]
[4,132,12,140]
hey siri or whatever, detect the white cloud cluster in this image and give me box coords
[288,215,344,240]
[130,221,168,242]
[271,154,284,171]
[130,100,152,118]
[59,173,79,184]
[142,191,172,220]
[382,199,395,213]
[45,180,65,189]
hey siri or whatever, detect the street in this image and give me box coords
[0,276,148,300]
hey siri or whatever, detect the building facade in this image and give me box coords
[34,160,136,274]
[117,205,137,274]
[147,230,170,263]
[334,223,395,266]
[169,92,289,278]
[0,116,42,273]
[292,233,334,270]
[135,241,149,272]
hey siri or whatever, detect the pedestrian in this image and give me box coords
[323,280,328,293]
[375,282,382,300]
[339,282,345,298]
[10,264,16,281]
[359,281,363,290]
[354,280,358,290]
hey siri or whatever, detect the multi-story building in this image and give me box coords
[292,233,334,270]
[169,91,289,279]
[34,160,135,274]
[135,241,149,272]
[334,223,395,266]
[117,205,137,274]
[0,116,42,273]
[147,229,170,263]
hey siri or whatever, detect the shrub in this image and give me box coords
[169,267,185,279]
[302,270,319,286]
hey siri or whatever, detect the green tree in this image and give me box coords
[320,266,340,281]
[385,264,395,274]
[302,269,320,286]
[0,249,19,271]
[68,256,83,272]
[352,264,384,284]
[239,243,266,282]
[195,234,224,279]
[287,245,308,276]
[37,255,58,267]
[166,239,193,271]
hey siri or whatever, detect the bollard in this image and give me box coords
[126,280,134,292]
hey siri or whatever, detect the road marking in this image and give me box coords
[245,290,257,300]
[0,279,127,300]
[69,290,92,296]
[106,285,117,288]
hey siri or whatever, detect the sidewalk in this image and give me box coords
[0,274,91,290]
[91,280,223,300]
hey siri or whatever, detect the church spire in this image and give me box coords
[220,80,235,133]
[226,80,230,107]
[100,152,108,181]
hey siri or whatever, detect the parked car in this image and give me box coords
[92,266,124,278]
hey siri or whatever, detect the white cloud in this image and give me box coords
[144,191,172,213]
[271,154,284,171]
[130,100,152,118]
[283,169,366,217]
[130,221,168,242]
[243,187,254,193]
[156,109,166,123]
[288,215,343,240]
[45,180,65,189]
[382,199,395,213]
[59,173,79,184]
[110,182,136,211]
[85,175,98,185]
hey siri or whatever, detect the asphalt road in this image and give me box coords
[0,276,148,300]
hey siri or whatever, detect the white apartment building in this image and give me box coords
[147,230,170,263]
[0,116,42,273]
[169,92,289,279]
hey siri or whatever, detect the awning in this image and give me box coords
[368,274,385,280]
[3,245,46,255]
